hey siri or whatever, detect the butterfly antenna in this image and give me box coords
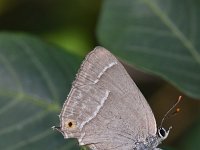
[159,96,182,128]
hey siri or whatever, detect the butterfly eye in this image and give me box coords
[158,127,171,140]
[158,128,166,138]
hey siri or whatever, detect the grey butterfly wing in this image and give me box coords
[59,47,157,150]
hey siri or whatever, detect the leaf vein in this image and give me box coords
[142,0,200,64]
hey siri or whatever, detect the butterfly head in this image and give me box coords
[157,126,172,140]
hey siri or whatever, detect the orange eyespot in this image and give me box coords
[64,119,77,130]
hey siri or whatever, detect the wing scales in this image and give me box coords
[59,47,157,150]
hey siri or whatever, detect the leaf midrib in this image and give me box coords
[0,89,61,113]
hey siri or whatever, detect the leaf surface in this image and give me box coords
[0,33,81,150]
[97,0,200,98]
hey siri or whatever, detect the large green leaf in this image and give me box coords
[178,117,200,150]
[97,0,200,99]
[0,33,81,150]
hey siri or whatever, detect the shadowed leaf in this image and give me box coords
[0,33,82,150]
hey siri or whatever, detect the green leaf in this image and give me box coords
[178,118,200,150]
[0,33,82,150]
[80,145,91,150]
[97,0,200,99]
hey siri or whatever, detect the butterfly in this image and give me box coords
[53,46,173,150]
